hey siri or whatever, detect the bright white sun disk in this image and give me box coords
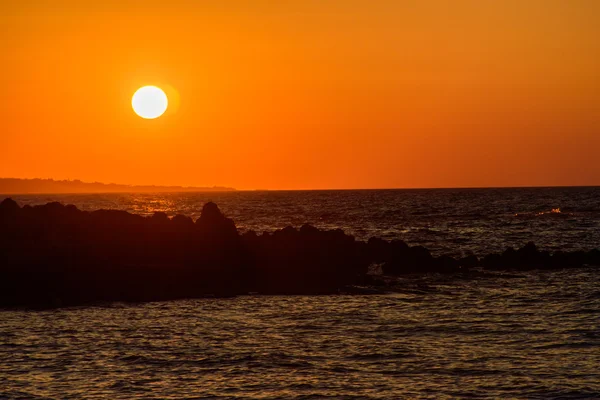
[132,86,168,119]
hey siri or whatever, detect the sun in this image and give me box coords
[132,86,168,119]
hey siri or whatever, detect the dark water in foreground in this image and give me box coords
[2,188,600,398]
[2,269,599,399]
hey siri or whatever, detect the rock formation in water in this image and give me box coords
[0,198,599,308]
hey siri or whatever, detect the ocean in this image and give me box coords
[1,187,599,399]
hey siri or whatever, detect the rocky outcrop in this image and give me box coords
[0,198,598,308]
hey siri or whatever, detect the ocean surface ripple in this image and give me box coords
[1,269,599,399]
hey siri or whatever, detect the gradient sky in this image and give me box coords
[1,0,599,190]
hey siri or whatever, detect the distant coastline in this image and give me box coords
[0,178,235,194]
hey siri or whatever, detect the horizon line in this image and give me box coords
[1,176,599,194]
[239,184,600,191]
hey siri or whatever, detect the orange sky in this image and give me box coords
[1,0,599,190]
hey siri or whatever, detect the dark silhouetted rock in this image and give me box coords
[241,223,368,294]
[586,249,600,266]
[382,244,436,275]
[367,237,391,263]
[0,197,19,214]
[459,255,479,268]
[1,197,598,308]
[171,214,194,230]
[481,253,504,270]
[433,255,461,273]
[196,202,236,237]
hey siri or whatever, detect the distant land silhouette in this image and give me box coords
[0,178,235,194]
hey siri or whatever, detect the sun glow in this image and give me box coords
[132,86,168,119]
